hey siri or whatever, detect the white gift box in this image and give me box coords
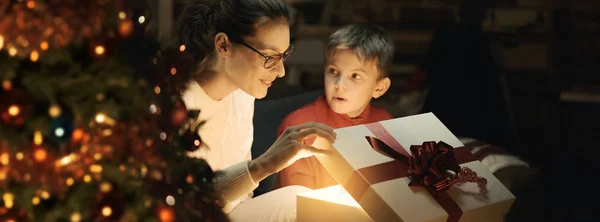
[298,113,515,222]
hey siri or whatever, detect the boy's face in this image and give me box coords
[324,48,390,118]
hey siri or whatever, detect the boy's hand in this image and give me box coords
[249,122,336,183]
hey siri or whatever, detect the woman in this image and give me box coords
[175,0,336,220]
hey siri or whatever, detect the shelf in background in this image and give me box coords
[296,25,434,42]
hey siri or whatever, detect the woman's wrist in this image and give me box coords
[248,156,273,183]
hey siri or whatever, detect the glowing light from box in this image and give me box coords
[298,185,361,207]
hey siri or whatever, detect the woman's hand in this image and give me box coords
[249,122,336,183]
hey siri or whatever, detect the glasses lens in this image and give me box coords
[264,57,281,69]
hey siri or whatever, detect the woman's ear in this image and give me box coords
[373,77,391,99]
[214,32,231,57]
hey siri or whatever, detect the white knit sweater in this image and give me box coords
[181,81,258,213]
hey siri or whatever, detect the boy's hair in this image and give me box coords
[326,23,395,78]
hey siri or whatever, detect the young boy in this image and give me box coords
[275,24,395,190]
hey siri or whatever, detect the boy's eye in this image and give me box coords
[351,73,362,79]
[327,68,339,75]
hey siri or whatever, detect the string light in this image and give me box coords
[0,35,4,49]
[179,44,186,52]
[118,11,126,20]
[7,105,20,116]
[40,190,50,199]
[101,206,112,217]
[34,148,47,162]
[2,80,11,91]
[48,105,61,117]
[30,50,39,62]
[154,86,161,94]
[100,182,112,193]
[0,153,8,165]
[90,164,103,173]
[40,41,49,51]
[72,129,84,142]
[0,170,6,180]
[26,1,36,9]
[95,113,115,125]
[8,47,17,57]
[83,175,92,183]
[3,193,14,208]
[165,195,175,206]
[158,207,175,222]
[149,104,157,114]
[15,152,23,161]
[95,45,105,55]
[32,196,40,205]
[170,67,177,75]
[70,212,82,222]
[138,16,146,24]
[60,154,75,166]
[66,177,74,186]
[55,127,65,137]
[34,130,43,145]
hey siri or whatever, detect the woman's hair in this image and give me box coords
[174,0,291,62]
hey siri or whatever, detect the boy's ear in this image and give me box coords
[373,77,391,99]
[214,32,231,57]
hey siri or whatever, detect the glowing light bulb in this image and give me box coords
[179,44,186,52]
[95,45,105,55]
[118,11,126,20]
[166,195,175,206]
[34,148,47,162]
[101,206,112,217]
[95,113,106,123]
[138,16,146,24]
[48,105,61,117]
[34,130,43,145]
[30,50,39,62]
[40,41,49,51]
[8,47,17,56]
[32,196,40,205]
[55,127,65,137]
[7,105,20,116]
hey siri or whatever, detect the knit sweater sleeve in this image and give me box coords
[214,161,258,213]
[214,90,258,213]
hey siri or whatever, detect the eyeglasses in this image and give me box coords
[240,42,294,69]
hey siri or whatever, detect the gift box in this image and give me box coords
[301,113,515,222]
[297,185,372,222]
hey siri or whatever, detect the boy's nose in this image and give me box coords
[334,77,347,90]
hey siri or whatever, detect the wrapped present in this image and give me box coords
[302,113,515,222]
[297,185,372,222]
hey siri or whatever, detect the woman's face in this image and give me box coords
[224,19,291,99]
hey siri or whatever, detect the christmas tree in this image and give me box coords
[0,0,228,221]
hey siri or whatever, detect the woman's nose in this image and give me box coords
[274,61,285,78]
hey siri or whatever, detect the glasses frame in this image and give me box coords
[239,42,294,69]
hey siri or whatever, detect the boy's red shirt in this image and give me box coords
[275,95,393,190]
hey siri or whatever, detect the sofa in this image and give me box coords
[251,90,543,221]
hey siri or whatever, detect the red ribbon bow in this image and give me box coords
[366,137,487,192]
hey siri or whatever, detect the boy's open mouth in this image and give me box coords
[333,97,347,101]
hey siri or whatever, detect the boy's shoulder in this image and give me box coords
[368,104,394,120]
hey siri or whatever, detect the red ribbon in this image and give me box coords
[343,122,486,222]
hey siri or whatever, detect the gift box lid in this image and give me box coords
[312,113,516,222]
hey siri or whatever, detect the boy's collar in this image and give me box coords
[314,95,371,126]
